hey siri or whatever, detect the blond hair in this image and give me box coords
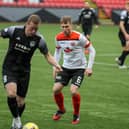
[27,14,41,24]
[60,16,72,24]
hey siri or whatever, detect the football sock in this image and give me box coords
[7,97,19,118]
[18,103,25,117]
[72,93,81,115]
[54,92,65,112]
[119,51,129,65]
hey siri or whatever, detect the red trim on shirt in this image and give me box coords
[84,42,91,48]
[56,31,80,41]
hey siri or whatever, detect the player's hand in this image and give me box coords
[54,64,62,73]
[53,65,62,79]
[84,68,93,77]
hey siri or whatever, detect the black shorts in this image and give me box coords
[55,67,85,87]
[119,32,126,47]
[82,24,92,36]
[2,70,30,97]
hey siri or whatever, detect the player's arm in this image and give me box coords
[92,9,100,26]
[0,26,15,38]
[80,34,96,76]
[119,11,129,40]
[85,42,96,76]
[78,9,84,25]
[54,45,62,63]
[44,51,62,72]
[120,21,129,40]
[0,29,8,38]
[38,37,62,72]
[52,43,62,78]
[87,43,96,68]
[80,34,96,72]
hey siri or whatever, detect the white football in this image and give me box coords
[22,122,39,129]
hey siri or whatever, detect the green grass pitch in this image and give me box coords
[0,23,129,129]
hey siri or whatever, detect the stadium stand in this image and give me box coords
[0,0,16,6]
[0,0,85,22]
[3,0,14,3]
[0,0,85,8]
[29,0,40,3]
[92,0,126,18]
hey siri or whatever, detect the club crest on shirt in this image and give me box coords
[30,41,36,47]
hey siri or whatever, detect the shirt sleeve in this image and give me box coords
[87,44,96,69]
[120,10,127,21]
[38,36,49,55]
[0,26,15,38]
[92,8,99,25]
[79,34,90,47]
[78,8,84,24]
[54,38,62,62]
[80,34,95,69]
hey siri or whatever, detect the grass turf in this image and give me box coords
[0,23,129,129]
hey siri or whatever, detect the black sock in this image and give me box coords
[119,51,129,65]
[18,104,25,117]
[7,97,19,118]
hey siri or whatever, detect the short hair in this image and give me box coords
[60,16,72,24]
[27,14,41,24]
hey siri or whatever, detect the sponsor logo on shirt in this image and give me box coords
[64,47,73,53]
[16,37,21,40]
[15,43,31,53]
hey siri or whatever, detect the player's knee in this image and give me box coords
[16,96,25,106]
[5,82,17,97]
[7,90,17,98]
[53,87,61,94]
[53,83,63,93]
[70,85,78,96]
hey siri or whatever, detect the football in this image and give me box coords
[22,122,39,129]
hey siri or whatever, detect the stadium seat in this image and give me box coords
[0,0,85,8]
[3,0,13,3]
[43,0,84,8]
[17,0,29,7]
[92,0,126,18]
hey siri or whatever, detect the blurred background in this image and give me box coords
[0,0,124,24]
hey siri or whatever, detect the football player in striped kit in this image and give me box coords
[52,16,96,124]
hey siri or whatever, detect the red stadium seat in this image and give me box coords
[0,0,85,8]
[93,0,126,18]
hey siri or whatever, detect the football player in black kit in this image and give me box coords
[78,2,99,40]
[115,1,129,69]
[0,14,62,129]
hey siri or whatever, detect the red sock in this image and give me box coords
[72,93,81,115]
[54,92,65,112]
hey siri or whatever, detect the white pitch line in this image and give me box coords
[94,62,117,67]
[96,53,119,57]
